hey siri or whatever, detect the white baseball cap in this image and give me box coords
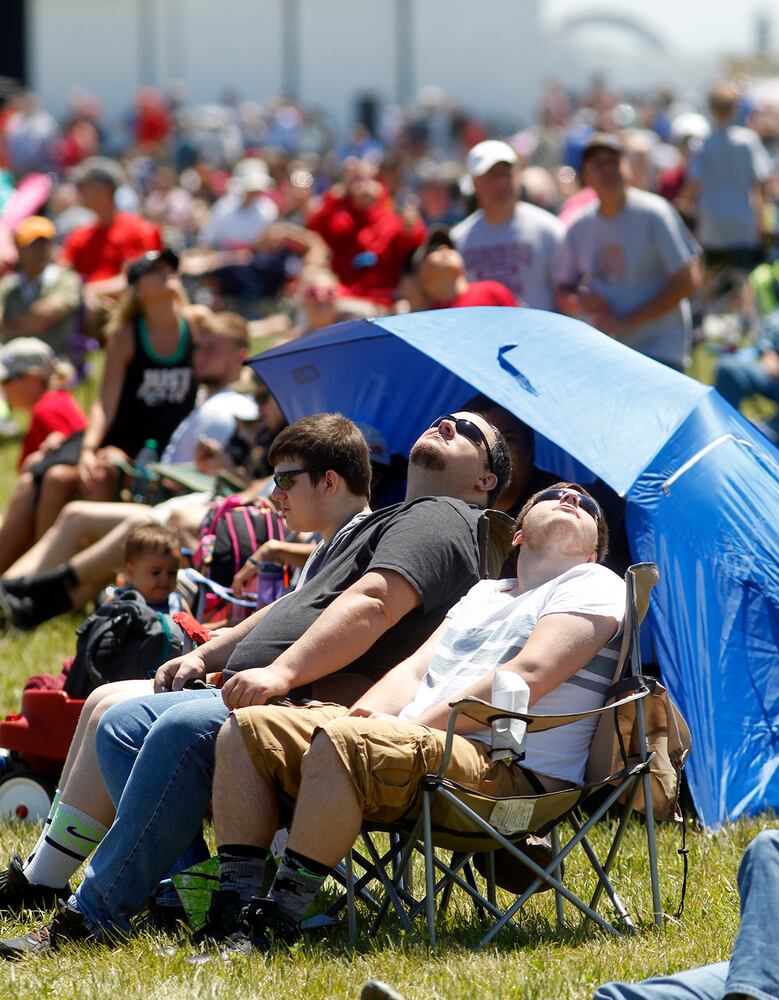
[466,140,519,178]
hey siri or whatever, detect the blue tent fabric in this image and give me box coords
[249,307,779,827]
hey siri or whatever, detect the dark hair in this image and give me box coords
[268,413,371,498]
[515,481,609,563]
[124,524,181,564]
[451,408,511,507]
[464,393,536,462]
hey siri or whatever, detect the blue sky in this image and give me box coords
[543,1,777,56]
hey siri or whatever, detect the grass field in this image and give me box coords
[0,345,771,999]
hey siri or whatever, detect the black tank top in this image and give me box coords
[103,316,196,457]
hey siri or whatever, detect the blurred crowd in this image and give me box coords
[0,73,778,481]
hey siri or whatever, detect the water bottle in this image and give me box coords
[130,438,158,503]
[489,671,530,764]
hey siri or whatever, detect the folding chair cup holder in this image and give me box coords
[324,563,691,948]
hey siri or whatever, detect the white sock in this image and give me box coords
[23,801,107,889]
[25,788,62,864]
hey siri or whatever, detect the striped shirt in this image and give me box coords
[398,563,625,784]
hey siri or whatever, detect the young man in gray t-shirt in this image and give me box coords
[452,139,563,311]
[556,133,701,371]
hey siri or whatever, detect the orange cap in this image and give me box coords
[14,216,56,248]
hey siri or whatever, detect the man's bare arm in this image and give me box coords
[601,259,700,339]
[220,569,422,709]
[409,611,619,733]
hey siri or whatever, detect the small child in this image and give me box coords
[113,523,187,614]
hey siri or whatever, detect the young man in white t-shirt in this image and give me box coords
[188,481,626,951]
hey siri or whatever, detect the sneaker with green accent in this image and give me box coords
[0,900,93,959]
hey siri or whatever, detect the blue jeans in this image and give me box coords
[715,348,779,434]
[594,830,779,1000]
[72,688,228,933]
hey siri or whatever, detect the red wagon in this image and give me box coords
[0,689,84,821]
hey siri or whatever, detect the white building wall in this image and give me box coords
[413,0,544,124]
[297,0,396,124]
[30,0,140,114]
[28,0,542,130]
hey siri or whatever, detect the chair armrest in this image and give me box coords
[434,680,651,778]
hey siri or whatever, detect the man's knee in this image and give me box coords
[739,828,779,879]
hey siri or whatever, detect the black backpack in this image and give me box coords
[63,589,186,699]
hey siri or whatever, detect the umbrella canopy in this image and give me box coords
[250,307,779,827]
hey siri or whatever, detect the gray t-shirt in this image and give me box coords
[555,188,699,368]
[688,125,772,250]
[224,496,483,690]
[451,202,564,310]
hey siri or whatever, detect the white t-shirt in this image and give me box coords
[555,188,699,369]
[161,387,259,464]
[451,202,564,310]
[688,125,773,250]
[199,194,279,250]
[398,563,625,784]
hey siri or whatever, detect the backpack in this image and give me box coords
[193,496,286,587]
[63,589,187,700]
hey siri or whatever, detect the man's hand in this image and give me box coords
[346,705,397,721]
[154,649,208,692]
[759,350,779,378]
[194,436,227,474]
[221,666,288,709]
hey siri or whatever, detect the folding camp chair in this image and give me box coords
[332,563,690,947]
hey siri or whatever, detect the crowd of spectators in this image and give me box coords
[0,75,776,988]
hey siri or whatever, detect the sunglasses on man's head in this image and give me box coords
[530,488,601,522]
[429,415,494,472]
[272,467,320,491]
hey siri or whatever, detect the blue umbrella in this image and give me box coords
[250,307,779,828]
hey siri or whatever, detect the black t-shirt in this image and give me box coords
[103,317,196,457]
[224,496,483,688]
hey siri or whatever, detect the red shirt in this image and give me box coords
[20,390,87,468]
[433,280,519,309]
[62,212,162,283]
[307,192,424,305]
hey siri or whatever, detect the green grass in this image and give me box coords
[0,346,772,998]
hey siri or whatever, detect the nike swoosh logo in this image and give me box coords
[65,825,101,844]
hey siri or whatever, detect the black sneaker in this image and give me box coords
[191,889,243,946]
[0,854,71,915]
[0,586,39,631]
[0,900,93,959]
[190,896,298,963]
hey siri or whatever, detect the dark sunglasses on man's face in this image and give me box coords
[530,488,601,522]
[429,415,494,472]
[272,468,319,491]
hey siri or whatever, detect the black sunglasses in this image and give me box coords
[429,415,494,472]
[272,467,320,491]
[530,488,601,522]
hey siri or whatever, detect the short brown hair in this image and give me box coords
[709,82,738,123]
[124,524,181,564]
[515,481,609,563]
[268,413,371,498]
[201,310,249,349]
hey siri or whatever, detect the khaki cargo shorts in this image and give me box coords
[234,702,539,824]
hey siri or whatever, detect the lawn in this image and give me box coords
[0,346,770,999]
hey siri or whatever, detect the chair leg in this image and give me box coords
[346,847,357,941]
[570,807,637,933]
[485,850,497,908]
[422,790,436,946]
[641,768,663,928]
[552,826,565,931]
